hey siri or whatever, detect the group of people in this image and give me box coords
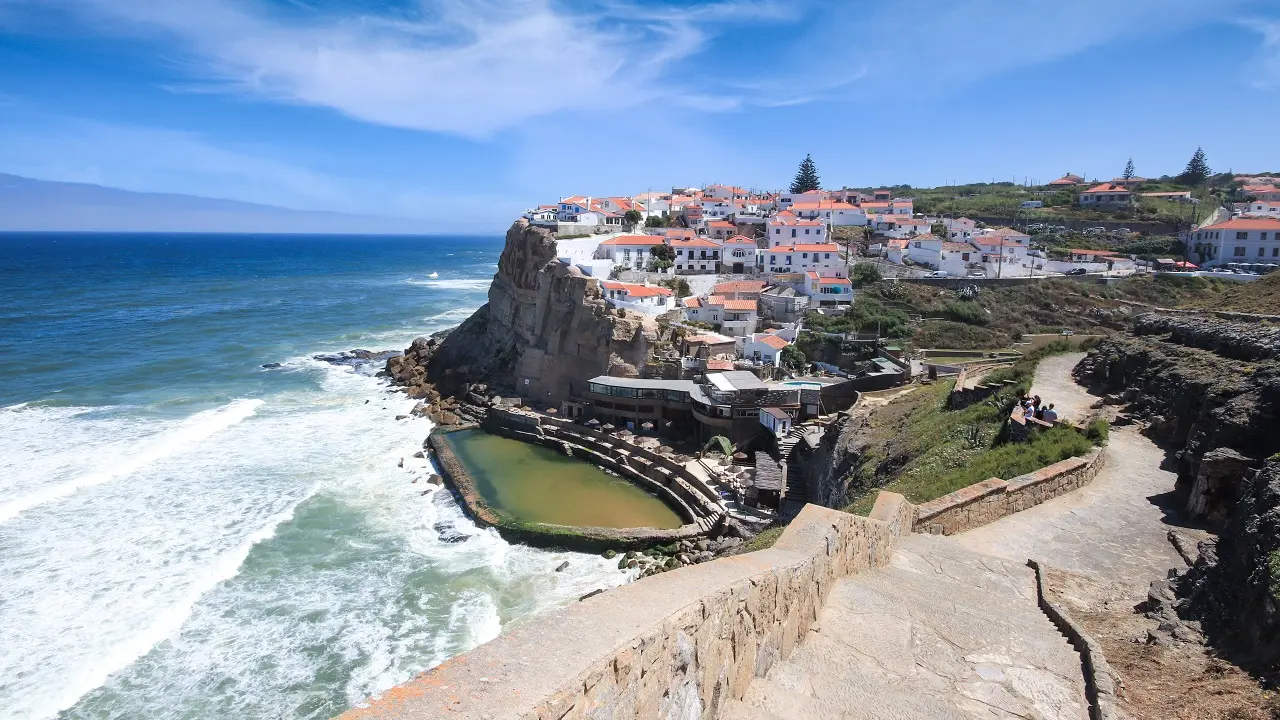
[1021,394,1059,423]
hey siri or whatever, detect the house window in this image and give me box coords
[775,228,780,234]
[802,253,809,259]
[962,253,970,261]
[1273,248,1279,257]
[791,229,797,238]
[824,253,831,259]
[1237,232,1249,240]
[914,242,921,248]
[1234,247,1247,256]
[1262,233,1270,241]
[1261,247,1267,257]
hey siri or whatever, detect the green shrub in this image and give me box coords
[942,300,990,326]
[1084,418,1110,445]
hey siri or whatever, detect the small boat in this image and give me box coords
[428,272,439,278]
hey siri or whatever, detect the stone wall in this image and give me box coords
[335,496,911,720]
[913,448,1107,535]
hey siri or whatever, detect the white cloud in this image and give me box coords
[1243,18,1280,89]
[18,0,791,138]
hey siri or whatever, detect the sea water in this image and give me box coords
[0,233,629,720]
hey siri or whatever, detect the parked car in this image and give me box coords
[1085,227,1107,235]
[928,270,950,278]
[1066,267,1088,275]
[966,272,986,278]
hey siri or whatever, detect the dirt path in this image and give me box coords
[956,352,1186,593]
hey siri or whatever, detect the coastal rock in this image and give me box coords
[555,560,570,572]
[315,349,400,369]
[261,362,282,369]
[433,521,471,544]
[420,220,657,402]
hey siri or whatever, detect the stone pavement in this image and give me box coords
[725,534,1089,719]
[956,353,1187,595]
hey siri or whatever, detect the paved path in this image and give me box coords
[1024,352,1093,425]
[957,353,1186,595]
[726,535,1088,720]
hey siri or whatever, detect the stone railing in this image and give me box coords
[913,447,1107,535]
[948,364,1017,409]
[336,494,913,720]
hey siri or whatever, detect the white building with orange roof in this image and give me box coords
[1079,183,1133,209]
[763,243,844,275]
[776,190,828,210]
[598,280,676,315]
[975,226,1031,246]
[1187,216,1280,266]
[874,215,931,238]
[1241,200,1280,217]
[788,200,868,226]
[705,184,751,200]
[766,214,828,246]
[858,199,912,216]
[594,234,666,270]
[719,235,759,273]
[938,242,980,277]
[1241,182,1280,202]
[802,272,853,307]
[742,331,792,366]
[1048,173,1086,187]
[669,236,722,274]
[705,219,737,239]
[711,279,767,300]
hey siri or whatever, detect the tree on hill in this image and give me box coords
[930,221,948,237]
[851,263,882,286]
[1178,147,1211,186]
[780,345,808,372]
[790,154,821,193]
[624,209,643,227]
[644,213,669,228]
[1123,158,1135,180]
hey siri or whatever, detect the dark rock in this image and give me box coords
[433,521,470,544]
[261,362,282,369]
[413,450,425,459]
[1187,448,1256,527]
[579,588,605,601]
[555,560,570,572]
[426,474,443,486]
[395,415,409,421]
[602,549,617,559]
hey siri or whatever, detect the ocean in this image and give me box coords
[0,233,629,720]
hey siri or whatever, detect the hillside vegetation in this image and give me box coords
[1181,273,1280,314]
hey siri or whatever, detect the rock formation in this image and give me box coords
[385,220,659,407]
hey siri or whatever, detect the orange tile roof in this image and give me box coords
[1082,183,1130,194]
[713,280,767,294]
[598,234,664,246]
[707,295,727,305]
[600,280,672,297]
[1201,217,1280,231]
[670,237,722,248]
[942,242,974,252]
[805,272,851,285]
[706,358,735,370]
[707,220,736,228]
[721,299,757,311]
[684,297,702,308]
[720,235,758,245]
[755,334,789,349]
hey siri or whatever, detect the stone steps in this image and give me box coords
[730,534,1091,720]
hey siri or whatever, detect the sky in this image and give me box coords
[1,0,1279,232]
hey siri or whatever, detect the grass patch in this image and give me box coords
[844,340,1097,515]
[736,525,785,554]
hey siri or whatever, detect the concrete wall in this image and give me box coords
[913,448,1107,535]
[336,495,913,720]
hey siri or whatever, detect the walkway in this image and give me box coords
[726,535,1089,719]
[956,352,1186,594]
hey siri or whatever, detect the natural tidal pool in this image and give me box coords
[441,429,684,529]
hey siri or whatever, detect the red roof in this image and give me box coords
[754,334,789,349]
[942,242,974,252]
[670,237,721,249]
[805,272,851,285]
[684,297,702,308]
[600,281,672,298]
[1082,183,1131,194]
[599,234,663,246]
[720,299,757,311]
[706,358,735,370]
[713,280,767,294]
[707,220,736,228]
[771,243,839,253]
[1200,217,1280,231]
[721,235,757,245]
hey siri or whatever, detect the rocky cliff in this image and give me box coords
[386,220,656,405]
[1074,312,1280,676]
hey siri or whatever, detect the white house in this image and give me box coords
[704,184,751,200]
[1241,182,1280,202]
[718,235,759,274]
[1079,183,1132,209]
[524,205,559,224]
[859,199,912,216]
[1188,217,1280,267]
[759,407,792,436]
[595,234,665,270]
[802,272,853,307]
[670,237,722,273]
[971,237,1032,276]
[599,281,676,315]
[742,332,791,366]
[701,199,736,219]
[776,190,827,210]
[938,242,979,276]
[1242,200,1280,217]
[900,235,944,268]
[875,216,931,238]
[686,295,758,336]
[789,201,868,226]
[766,213,828,246]
[763,243,844,275]
[705,219,737,239]
[975,227,1031,246]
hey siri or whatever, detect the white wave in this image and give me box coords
[403,278,491,291]
[30,498,309,720]
[0,399,263,525]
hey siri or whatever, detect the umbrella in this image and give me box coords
[545,407,557,414]
[732,452,748,460]
[1173,261,1198,269]
[601,423,616,432]
[640,421,655,432]
[657,445,673,454]
[586,418,601,427]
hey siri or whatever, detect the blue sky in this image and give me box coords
[1,0,1279,232]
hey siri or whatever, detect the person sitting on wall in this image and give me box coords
[1042,403,1058,423]
[1032,395,1043,418]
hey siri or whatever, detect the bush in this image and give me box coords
[1084,418,1110,445]
[941,300,989,326]
[852,263,882,286]
[660,276,691,298]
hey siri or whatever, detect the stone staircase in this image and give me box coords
[722,534,1090,720]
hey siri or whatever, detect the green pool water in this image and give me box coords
[442,429,684,530]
